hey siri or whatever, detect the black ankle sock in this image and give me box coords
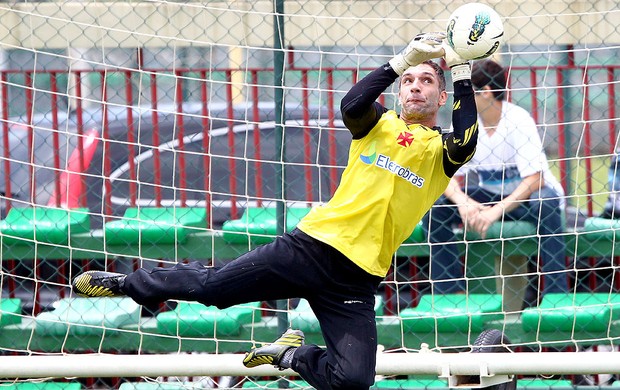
[118,275,127,293]
[279,347,297,369]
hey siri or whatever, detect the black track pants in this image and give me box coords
[123,228,383,390]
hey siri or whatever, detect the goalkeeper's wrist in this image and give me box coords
[450,63,471,82]
[388,55,410,76]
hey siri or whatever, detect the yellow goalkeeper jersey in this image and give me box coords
[297,110,451,277]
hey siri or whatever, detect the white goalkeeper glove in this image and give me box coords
[442,43,471,82]
[389,32,446,76]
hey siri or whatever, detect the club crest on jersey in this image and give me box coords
[397,131,414,147]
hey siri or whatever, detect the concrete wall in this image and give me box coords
[0,1,617,49]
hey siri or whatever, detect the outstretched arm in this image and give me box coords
[441,45,478,177]
[340,32,446,139]
[340,65,396,139]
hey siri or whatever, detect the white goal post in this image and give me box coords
[1,352,619,379]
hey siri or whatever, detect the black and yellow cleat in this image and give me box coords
[243,329,305,369]
[72,270,126,298]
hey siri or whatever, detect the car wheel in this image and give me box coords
[464,329,517,390]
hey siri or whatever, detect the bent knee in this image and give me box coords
[330,371,374,390]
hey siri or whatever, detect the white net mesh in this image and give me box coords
[0,0,619,388]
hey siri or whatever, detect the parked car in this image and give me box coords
[0,101,349,228]
[0,100,350,314]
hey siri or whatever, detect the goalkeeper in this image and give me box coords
[72,32,478,390]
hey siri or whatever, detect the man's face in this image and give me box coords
[474,85,494,113]
[398,63,447,125]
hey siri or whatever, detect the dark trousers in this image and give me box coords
[123,228,383,390]
[424,186,568,295]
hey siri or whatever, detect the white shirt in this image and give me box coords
[458,101,564,198]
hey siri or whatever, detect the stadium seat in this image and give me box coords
[464,220,537,241]
[400,293,503,333]
[465,221,538,312]
[581,216,620,239]
[403,221,426,243]
[401,221,531,308]
[240,378,575,390]
[241,380,309,389]
[516,378,574,389]
[156,301,261,337]
[34,297,140,336]
[372,378,448,389]
[222,207,311,244]
[0,383,82,390]
[0,207,90,245]
[119,383,202,390]
[402,209,538,244]
[290,295,384,333]
[0,298,22,327]
[104,207,207,245]
[521,292,620,332]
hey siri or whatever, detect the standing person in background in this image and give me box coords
[424,59,568,306]
[72,32,478,390]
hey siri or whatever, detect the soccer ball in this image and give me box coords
[446,3,504,60]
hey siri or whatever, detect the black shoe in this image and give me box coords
[72,271,126,298]
[243,329,305,369]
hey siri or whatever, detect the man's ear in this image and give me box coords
[439,90,448,106]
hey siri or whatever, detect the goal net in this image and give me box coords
[0,0,619,388]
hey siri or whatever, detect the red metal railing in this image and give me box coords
[1,64,618,222]
[0,63,618,314]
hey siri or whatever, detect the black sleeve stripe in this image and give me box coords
[442,80,479,177]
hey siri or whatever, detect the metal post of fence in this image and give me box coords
[272,0,290,366]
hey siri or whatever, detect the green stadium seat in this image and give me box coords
[403,221,426,243]
[117,378,586,390]
[0,298,22,327]
[516,379,574,390]
[581,217,620,259]
[578,216,620,257]
[290,295,384,333]
[156,301,261,337]
[404,220,538,245]
[0,207,90,245]
[582,216,620,238]
[106,376,591,390]
[372,378,448,389]
[119,383,201,390]
[521,292,620,332]
[372,377,574,390]
[240,378,562,390]
[464,220,538,312]
[104,207,206,245]
[400,294,503,333]
[0,382,82,390]
[222,207,311,244]
[34,297,140,336]
[241,380,310,389]
[464,220,537,241]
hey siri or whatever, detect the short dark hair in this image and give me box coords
[471,59,506,101]
[422,60,446,92]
